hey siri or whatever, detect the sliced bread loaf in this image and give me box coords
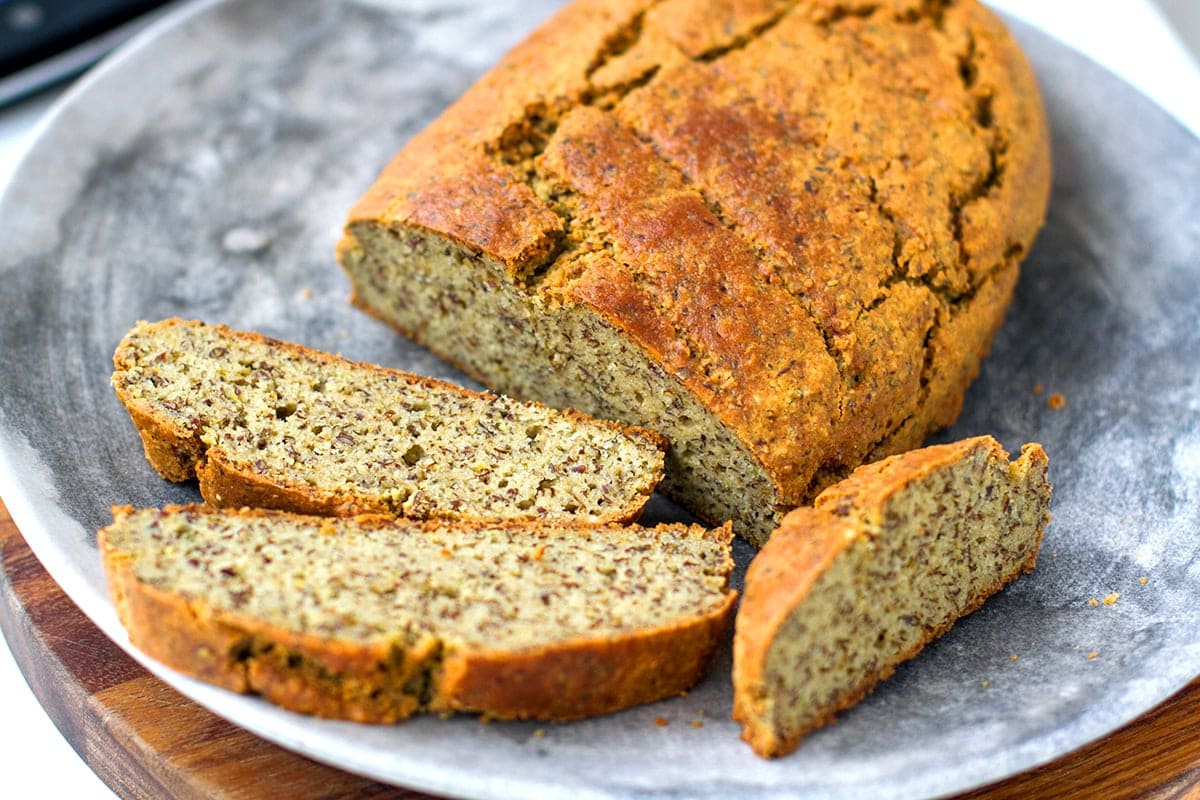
[338,0,1051,544]
[99,505,736,722]
[732,435,1051,757]
[111,319,665,524]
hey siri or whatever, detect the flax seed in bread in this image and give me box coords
[732,435,1051,757]
[337,0,1052,544]
[99,505,736,721]
[111,319,665,524]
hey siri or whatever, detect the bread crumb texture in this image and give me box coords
[338,0,1051,544]
[111,319,664,525]
[732,435,1051,757]
[98,505,736,722]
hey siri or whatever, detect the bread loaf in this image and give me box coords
[732,435,1051,757]
[337,0,1052,544]
[112,319,665,524]
[99,505,736,721]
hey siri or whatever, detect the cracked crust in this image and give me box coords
[339,0,1051,544]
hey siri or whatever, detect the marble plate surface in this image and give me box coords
[1,1,1198,797]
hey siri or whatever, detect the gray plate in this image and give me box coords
[1,1,1198,798]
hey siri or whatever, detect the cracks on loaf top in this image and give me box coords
[430,0,1044,508]
[585,8,651,79]
[491,0,1015,303]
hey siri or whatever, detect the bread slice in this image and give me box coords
[732,435,1051,757]
[337,0,1051,544]
[99,505,736,722]
[111,319,665,524]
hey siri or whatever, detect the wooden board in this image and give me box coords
[1,499,1198,799]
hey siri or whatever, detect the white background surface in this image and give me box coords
[1,1,1198,797]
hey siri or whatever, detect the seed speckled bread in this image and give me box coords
[732,435,1051,757]
[111,319,665,524]
[337,0,1052,545]
[99,505,736,722]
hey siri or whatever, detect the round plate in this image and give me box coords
[1,1,1198,798]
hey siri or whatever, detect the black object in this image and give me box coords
[0,0,174,106]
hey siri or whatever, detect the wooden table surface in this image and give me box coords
[2,499,1198,800]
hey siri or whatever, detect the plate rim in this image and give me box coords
[1,1,1199,798]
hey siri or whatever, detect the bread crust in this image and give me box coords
[732,509,854,757]
[732,436,1051,757]
[103,542,435,721]
[112,318,666,525]
[338,0,1053,540]
[99,505,736,723]
[434,593,736,720]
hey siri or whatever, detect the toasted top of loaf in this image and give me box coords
[111,319,665,524]
[100,505,736,721]
[339,0,1051,542]
[733,435,1051,757]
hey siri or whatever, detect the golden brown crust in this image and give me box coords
[112,318,666,525]
[732,509,853,755]
[342,0,650,276]
[339,0,1052,538]
[732,436,1051,757]
[101,506,249,694]
[814,435,1048,524]
[118,399,205,483]
[100,507,434,721]
[434,592,736,720]
[538,106,841,499]
[734,521,1037,757]
[99,506,736,723]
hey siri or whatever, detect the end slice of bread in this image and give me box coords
[111,319,665,525]
[99,505,736,722]
[732,435,1051,757]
